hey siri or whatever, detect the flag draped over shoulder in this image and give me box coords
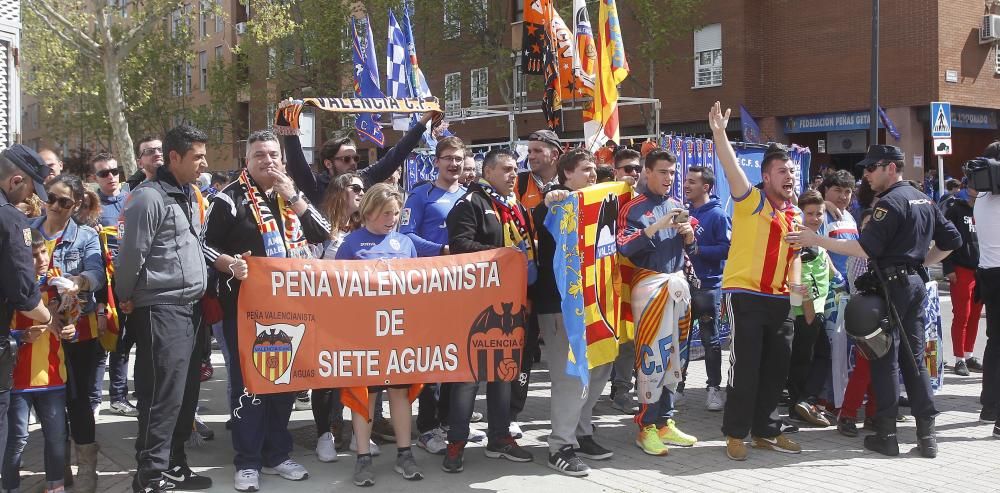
[387,11,412,131]
[351,17,386,147]
[543,182,631,388]
[584,0,629,151]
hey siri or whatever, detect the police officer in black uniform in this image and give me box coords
[0,144,55,465]
[787,145,962,458]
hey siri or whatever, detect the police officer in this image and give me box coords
[787,145,962,458]
[0,144,55,466]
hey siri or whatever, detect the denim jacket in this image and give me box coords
[30,216,106,314]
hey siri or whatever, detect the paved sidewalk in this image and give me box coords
[9,292,1000,493]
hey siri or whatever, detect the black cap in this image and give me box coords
[856,145,905,170]
[527,129,562,154]
[2,144,51,201]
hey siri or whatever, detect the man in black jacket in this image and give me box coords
[943,185,983,376]
[442,149,534,473]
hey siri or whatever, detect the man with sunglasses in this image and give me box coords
[91,153,140,419]
[613,148,642,186]
[126,137,164,191]
[787,144,962,459]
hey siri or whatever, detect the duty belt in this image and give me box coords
[879,264,928,283]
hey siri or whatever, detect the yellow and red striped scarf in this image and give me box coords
[238,169,311,259]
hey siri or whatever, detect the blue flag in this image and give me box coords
[879,107,901,141]
[387,11,412,131]
[351,17,386,147]
[740,105,762,144]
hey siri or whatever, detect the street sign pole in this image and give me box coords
[938,155,945,196]
[930,102,952,198]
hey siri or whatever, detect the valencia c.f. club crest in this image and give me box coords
[466,303,526,382]
[252,322,306,385]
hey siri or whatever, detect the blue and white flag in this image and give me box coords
[387,11,412,131]
[740,105,762,144]
[351,17,386,147]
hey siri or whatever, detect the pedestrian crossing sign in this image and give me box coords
[931,102,951,138]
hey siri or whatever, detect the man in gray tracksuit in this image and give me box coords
[115,126,213,493]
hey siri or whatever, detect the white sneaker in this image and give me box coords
[261,459,309,481]
[234,468,259,492]
[468,426,486,442]
[316,431,338,462]
[509,421,523,439]
[349,434,381,456]
[706,387,725,412]
[416,426,448,454]
[470,411,484,423]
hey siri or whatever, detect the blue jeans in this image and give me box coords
[3,389,66,490]
[91,349,130,409]
[691,287,723,388]
[638,389,676,426]
[447,381,510,444]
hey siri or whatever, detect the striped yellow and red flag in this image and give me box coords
[583,0,630,151]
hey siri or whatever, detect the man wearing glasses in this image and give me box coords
[126,137,164,191]
[91,153,140,419]
[787,144,962,459]
[613,148,642,186]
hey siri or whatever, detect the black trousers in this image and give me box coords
[787,313,829,406]
[721,293,794,439]
[131,303,199,490]
[510,311,539,419]
[979,267,1000,413]
[169,314,209,468]
[64,338,101,445]
[416,383,451,434]
[870,274,937,421]
[311,388,344,437]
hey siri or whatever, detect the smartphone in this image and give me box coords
[673,209,690,223]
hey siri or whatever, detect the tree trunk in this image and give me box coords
[647,59,656,136]
[101,52,138,178]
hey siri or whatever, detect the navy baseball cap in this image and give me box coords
[2,144,51,201]
[527,129,563,154]
[856,145,905,170]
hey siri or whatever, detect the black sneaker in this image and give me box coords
[161,465,213,490]
[780,420,799,434]
[574,435,613,460]
[993,423,1000,438]
[442,441,465,473]
[981,406,999,423]
[954,359,970,376]
[966,357,984,372]
[837,417,858,437]
[548,445,590,477]
[484,436,533,462]
[141,478,174,493]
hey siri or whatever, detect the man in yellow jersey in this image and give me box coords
[708,102,803,461]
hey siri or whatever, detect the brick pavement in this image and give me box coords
[9,293,1000,493]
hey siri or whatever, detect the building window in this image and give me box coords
[185,62,193,94]
[199,0,208,37]
[470,67,488,107]
[443,0,460,39]
[512,0,523,23]
[170,9,182,37]
[173,64,184,96]
[693,23,722,88]
[215,0,224,32]
[341,25,351,63]
[444,72,462,117]
[199,51,208,90]
[996,44,1000,75]
[215,45,223,62]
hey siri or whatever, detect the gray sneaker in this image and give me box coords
[353,455,375,487]
[612,391,639,415]
[394,449,424,481]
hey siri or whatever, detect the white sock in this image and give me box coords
[965,352,973,359]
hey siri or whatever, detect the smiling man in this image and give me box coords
[399,136,474,455]
[708,102,803,461]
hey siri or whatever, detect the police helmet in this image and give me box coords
[844,293,893,360]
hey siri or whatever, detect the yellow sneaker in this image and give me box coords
[751,434,801,454]
[635,425,669,456]
[658,419,697,447]
[726,436,747,461]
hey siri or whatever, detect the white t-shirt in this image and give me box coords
[974,192,1000,268]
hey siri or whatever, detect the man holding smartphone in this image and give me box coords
[618,148,699,457]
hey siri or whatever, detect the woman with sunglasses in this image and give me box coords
[29,174,106,492]
[303,172,366,462]
[277,99,440,205]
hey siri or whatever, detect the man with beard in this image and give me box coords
[708,103,803,460]
[787,144,961,458]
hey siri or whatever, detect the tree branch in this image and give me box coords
[117,0,184,60]
[28,0,102,56]
[25,2,100,60]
